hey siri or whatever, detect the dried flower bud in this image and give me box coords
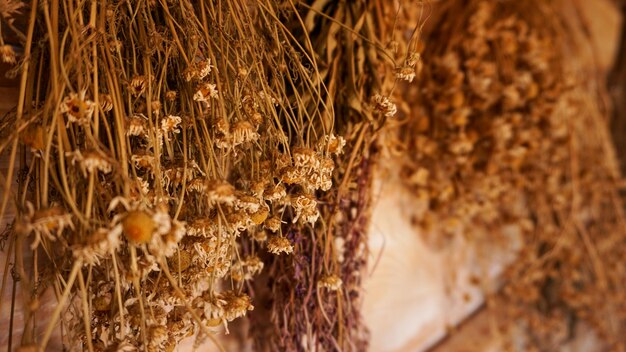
[196,59,212,79]
[318,274,343,291]
[151,100,162,116]
[129,75,147,96]
[99,94,114,112]
[81,150,113,174]
[317,134,346,155]
[161,114,182,134]
[123,210,155,243]
[193,83,218,103]
[127,113,148,136]
[267,236,293,255]
[165,90,178,101]
[221,291,253,321]
[0,45,16,64]
[231,120,259,147]
[396,66,416,82]
[293,147,320,169]
[253,229,268,243]
[167,250,192,272]
[61,92,96,126]
[238,66,249,79]
[371,94,397,118]
[264,216,282,232]
[244,255,264,277]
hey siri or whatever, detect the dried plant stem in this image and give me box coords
[40,259,82,349]
[77,270,95,352]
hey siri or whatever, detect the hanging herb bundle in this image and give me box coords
[248,0,413,350]
[0,0,416,351]
[400,0,626,349]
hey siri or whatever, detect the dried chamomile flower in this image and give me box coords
[307,157,335,191]
[162,160,202,188]
[292,194,320,225]
[196,59,213,79]
[275,152,292,170]
[166,249,192,272]
[264,216,282,232]
[206,180,236,206]
[193,82,218,104]
[267,235,293,255]
[147,325,169,351]
[72,227,121,265]
[184,59,213,81]
[253,229,268,243]
[244,255,264,277]
[396,65,416,82]
[127,113,148,136]
[83,150,113,174]
[250,179,269,198]
[131,150,155,169]
[148,211,185,258]
[165,90,178,101]
[237,66,249,79]
[226,209,254,234]
[279,166,304,185]
[232,255,264,281]
[129,75,147,96]
[161,114,182,135]
[199,295,226,327]
[187,177,209,193]
[122,210,155,244]
[61,91,96,126]
[221,291,254,321]
[235,194,262,213]
[293,147,320,170]
[99,94,114,112]
[259,91,278,106]
[25,203,74,249]
[66,149,113,175]
[264,183,287,203]
[151,100,162,116]
[318,274,343,291]
[0,44,16,64]
[231,120,259,147]
[108,38,123,52]
[316,134,346,155]
[371,93,397,118]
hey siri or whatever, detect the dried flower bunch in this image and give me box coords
[0,0,412,351]
[400,0,626,349]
